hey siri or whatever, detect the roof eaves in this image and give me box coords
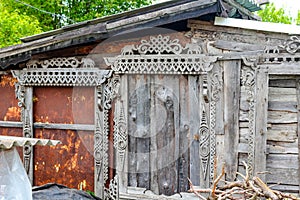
[222,0,261,20]
[21,0,208,43]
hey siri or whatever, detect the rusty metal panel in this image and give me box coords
[0,74,20,121]
[0,74,23,158]
[34,129,94,191]
[33,86,95,191]
[33,87,94,124]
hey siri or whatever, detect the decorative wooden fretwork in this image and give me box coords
[241,57,258,177]
[208,65,223,181]
[114,99,127,170]
[261,36,300,64]
[104,35,219,74]
[199,107,210,180]
[104,175,119,200]
[105,34,222,194]
[12,56,118,199]
[13,57,111,87]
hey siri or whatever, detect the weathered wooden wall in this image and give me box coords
[1,20,300,199]
[267,76,299,194]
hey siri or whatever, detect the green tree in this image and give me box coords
[0,0,151,47]
[296,11,300,25]
[2,0,152,31]
[0,2,42,47]
[257,3,292,24]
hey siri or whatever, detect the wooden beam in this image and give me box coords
[0,121,94,131]
[254,67,269,181]
[223,60,241,181]
[296,79,300,196]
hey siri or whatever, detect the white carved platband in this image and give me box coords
[261,53,300,64]
[26,57,95,69]
[105,55,219,74]
[12,69,112,86]
[104,34,219,74]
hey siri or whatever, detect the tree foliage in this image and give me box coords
[257,3,292,24]
[0,2,42,48]
[0,0,151,48]
[1,0,152,31]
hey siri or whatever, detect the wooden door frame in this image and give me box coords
[11,57,114,199]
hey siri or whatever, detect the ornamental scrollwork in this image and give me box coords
[208,65,223,182]
[104,175,119,200]
[199,107,210,180]
[26,57,95,68]
[114,100,127,169]
[23,110,32,175]
[103,75,120,110]
[241,60,257,177]
[12,57,112,87]
[104,35,219,74]
[280,35,300,54]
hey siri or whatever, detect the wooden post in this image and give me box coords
[254,67,269,182]
[23,87,34,184]
[223,60,241,181]
[296,79,300,196]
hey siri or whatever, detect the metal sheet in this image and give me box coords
[0,135,60,150]
[0,74,21,121]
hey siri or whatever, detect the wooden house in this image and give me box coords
[0,0,300,199]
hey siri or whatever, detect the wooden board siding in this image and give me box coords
[126,74,203,195]
[266,76,299,195]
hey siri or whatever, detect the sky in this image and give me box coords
[271,0,299,18]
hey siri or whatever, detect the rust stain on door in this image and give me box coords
[33,86,95,191]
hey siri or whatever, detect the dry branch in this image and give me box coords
[188,161,299,200]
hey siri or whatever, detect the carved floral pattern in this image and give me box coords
[241,63,257,177]
[104,35,219,74]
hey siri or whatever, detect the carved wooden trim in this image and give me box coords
[241,62,256,176]
[208,65,223,181]
[280,36,300,54]
[12,57,118,199]
[104,175,119,200]
[104,35,219,74]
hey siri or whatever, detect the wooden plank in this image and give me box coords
[150,75,159,194]
[267,111,297,124]
[177,75,190,192]
[211,40,265,52]
[268,101,297,112]
[155,75,179,195]
[223,60,240,181]
[268,87,297,102]
[270,185,300,194]
[269,79,296,88]
[128,75,138,188]
[267,141,298,154]
[268,65,300,75]
[266,154,298,169]
[188,76,200,185]
[135,75,150,189]
[254,67,268,181]
[116,75,129,193]
[297,79,300,195]
[267,123,298,142]
[266,168,299,185]
[239,128,249,144]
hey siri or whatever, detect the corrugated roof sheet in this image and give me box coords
[235,0,261,12]
[0,135,61,150]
